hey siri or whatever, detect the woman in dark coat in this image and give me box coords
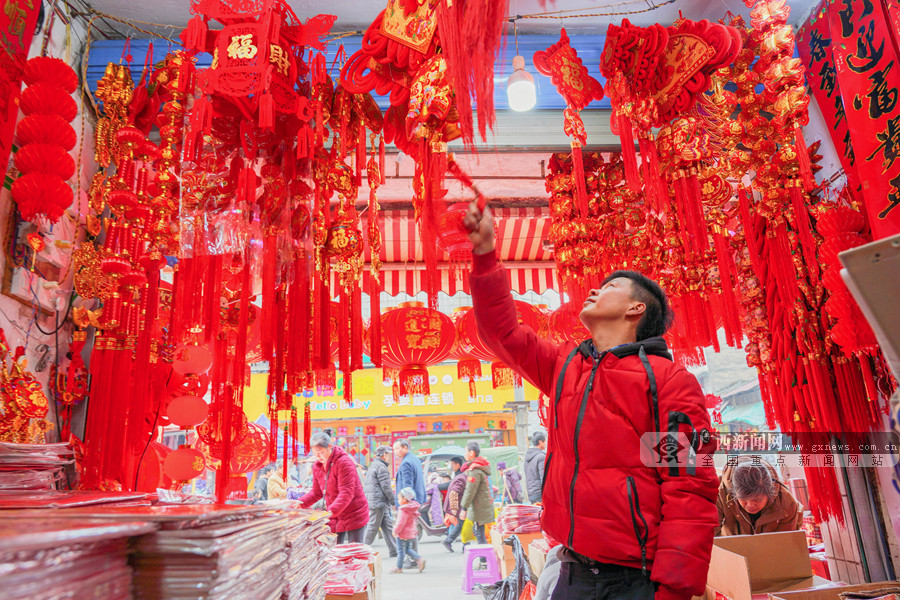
[300,432,370,543]
[716,457,803,536]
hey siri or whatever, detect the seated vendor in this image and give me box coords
[716,457,803,536]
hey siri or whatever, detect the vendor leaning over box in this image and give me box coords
[715,457,803,536]
[464,201,719,600]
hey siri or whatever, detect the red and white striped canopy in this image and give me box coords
[330,207,557,295]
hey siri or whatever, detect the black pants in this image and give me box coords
[550,561,656,600]
[336,525,366,544]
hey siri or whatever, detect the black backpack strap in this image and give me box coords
[554,347,580,430]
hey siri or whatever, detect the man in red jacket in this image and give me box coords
[463,203,718,600]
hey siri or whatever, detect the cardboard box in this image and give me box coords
[768,581,900,600]
[368,552,382,600]
[528,540,549,578]
[491,531,543,577]
[705,531,834,600]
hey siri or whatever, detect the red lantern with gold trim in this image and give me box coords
[163,445,206,481]
[378,302,454,396]
[449,306,490,398]
[549,302,589,343]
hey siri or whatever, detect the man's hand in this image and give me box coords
[462,200,495,255]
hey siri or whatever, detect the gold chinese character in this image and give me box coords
[227,34,258,60]
[211,47,219,70]
[269,44,289,76]
[405,333,422,348]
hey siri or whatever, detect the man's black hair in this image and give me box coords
[466,441,481,456]
[450,456,464,467]
[601,270,673,340]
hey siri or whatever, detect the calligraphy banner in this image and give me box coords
[797,3,862,192]
[0,0,41,182]
[827,0,900,238]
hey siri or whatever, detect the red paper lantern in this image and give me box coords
[14,144,75,179]
[136,441,173,492]
[195,421,270,474]
[172,344,214,376]
[458,301,546,389]
[378,302,455,396]
[20,83,77,121]
[168,372,211,398]
[436,202,473,261]
[167,395,210,428]
[23,56,78,92]
[10,173,73,222]
[549,302,589,343]
[163,445,206,481]
[449,306,489,397]
[15,114,77,150]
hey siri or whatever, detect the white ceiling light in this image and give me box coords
[507,21,536,112]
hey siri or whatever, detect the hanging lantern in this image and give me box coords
[450,306,490,398]
[166,395,209,428]
[172,344,214,376]
[195,421,270,474]
[549,302,590,343]
[378,302,455,396]
[436,202,473,263]
[458,301,547,389]
[163,445,206,481]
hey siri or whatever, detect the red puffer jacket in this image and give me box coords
[471,251,718,600]
[300,445,369,533]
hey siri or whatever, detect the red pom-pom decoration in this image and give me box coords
[23,56,78,93]
[10,173,73,222]
[15,114,77,150]
[14,144,75,180]
[20,84,77,121]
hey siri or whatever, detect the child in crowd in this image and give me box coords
[391,487,426,573]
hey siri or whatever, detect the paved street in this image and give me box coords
[371,534,488,600]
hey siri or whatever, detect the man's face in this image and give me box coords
[579,277,642,326]
[538,440,546,450]
[393,442,407,457]
[465,449,476,461]
[451,461,460,472]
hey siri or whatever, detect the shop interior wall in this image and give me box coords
[1,10,95,445]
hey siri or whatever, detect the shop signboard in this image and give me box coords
[244,363,540,421]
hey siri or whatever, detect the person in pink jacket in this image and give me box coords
[390,487,426,573]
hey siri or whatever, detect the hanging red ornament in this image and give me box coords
[166,395,210,428]
[14,144,75,180]
[10,173,73,223]
[163,445,206,481]
[23,56,79,91]
[171,344,214,376]
[376,302,455,396]
[20,83,77,121]
[15,114,77,150]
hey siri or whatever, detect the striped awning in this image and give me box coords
[329,207,557,295]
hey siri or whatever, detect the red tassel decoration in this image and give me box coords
[350,282,364,371]
[366,272,382,368]
[788,182,820,286]
[794,125,816,191]
[259,91,275,129]
[181,15,208,52]
[356,125,366,186]
[338,288,350,397]
[618,113,641,193]
[379,136,385,185]
[571,144,590,219]
[291,407,298,464]
[261,234,277,362]
[313,271,331,370]
[303,400,311,453]
[713,231,743,348]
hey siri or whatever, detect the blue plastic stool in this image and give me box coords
[462,543,501,594]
